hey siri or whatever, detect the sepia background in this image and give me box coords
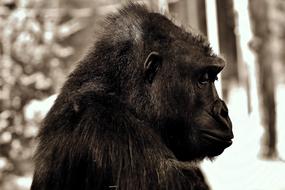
[0,0,285,189]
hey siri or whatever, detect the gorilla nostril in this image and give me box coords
[220,107,228,118]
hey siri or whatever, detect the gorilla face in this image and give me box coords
[138,26,233,161]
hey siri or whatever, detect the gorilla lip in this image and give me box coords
[202,132,233,146]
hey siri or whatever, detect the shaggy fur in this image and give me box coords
[31,4,233,190]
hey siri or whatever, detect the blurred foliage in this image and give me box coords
[0,0,94,189]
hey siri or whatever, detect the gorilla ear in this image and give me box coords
[143,51,162,84]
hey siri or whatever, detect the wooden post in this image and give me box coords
[249,0,277,159]
[216,0,239,101]
[197,0,207,36]
[205,0,222,98]
[158,0,169,14]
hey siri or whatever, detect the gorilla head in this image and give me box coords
[93,6,233,161]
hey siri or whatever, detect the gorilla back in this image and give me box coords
[31,4,233,190]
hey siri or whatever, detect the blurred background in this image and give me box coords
[0,0,284,189]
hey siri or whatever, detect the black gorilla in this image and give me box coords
[31,4,233,190]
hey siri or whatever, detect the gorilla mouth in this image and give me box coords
[202,132,233,147]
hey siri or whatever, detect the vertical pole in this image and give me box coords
[248,0,277,159]
[158,0,169,14]
[216,0,239,101]
[233,0,260,117]
[197,0,208,36]
[205,0,222,98]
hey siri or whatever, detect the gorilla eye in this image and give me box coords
[199,72,210,85]
[198,72,218,86]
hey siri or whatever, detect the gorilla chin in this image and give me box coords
[202,133,233,157]
[200,124,233,157]
[193,109,233,157]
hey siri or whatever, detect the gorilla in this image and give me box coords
[31,4,233,190]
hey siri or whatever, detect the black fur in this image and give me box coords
[31,4,233,190]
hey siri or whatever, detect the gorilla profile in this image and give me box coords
[31,4,233,190]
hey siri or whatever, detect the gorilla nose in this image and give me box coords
[212,99,229,119]
[212,99,232,130]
